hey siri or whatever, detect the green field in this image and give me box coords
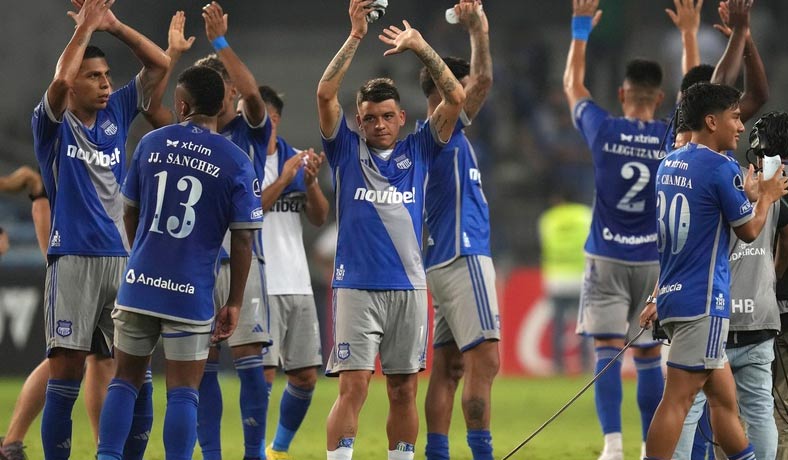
[0,375,643,459]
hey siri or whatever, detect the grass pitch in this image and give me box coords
[0,375,642,459]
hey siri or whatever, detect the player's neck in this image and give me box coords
[184,115,217,132]
[622,105,655,122]
[70,106,98,128]
[267,127,278,155]
[690,133,723,153]
[216,110,236,132]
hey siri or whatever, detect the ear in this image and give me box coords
[618,87,626,105]
[654,90,665,109]
[399,109,406,127]
[355,113,362,128]
[705,114,717,133]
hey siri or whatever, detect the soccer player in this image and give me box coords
[31,0,168,458]
[258,85,329,460]
[564,1,669,457]
[417,2,499,460]
[316,1,465,459]
[95,64,261,460]
[673,112,787,460]
[639,82,787,460]
[192,4,274,460]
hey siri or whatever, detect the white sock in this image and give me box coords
[387,449,415,460]
[603,433,623,452]
[327,447,354,460]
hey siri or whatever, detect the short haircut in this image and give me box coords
[356,78,400,106]
[624,59,663,89]
[194,54,230,82]
[177,66,225,117]
[258,85,284,116]
[83,45,106,60]
[419,56,470,98]
[750,111,788,158]
[680,64,715,93]
[679,82,741,131]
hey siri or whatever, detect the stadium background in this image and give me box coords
[2,0,788,375]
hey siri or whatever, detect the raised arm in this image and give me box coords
[711,0,749,87]
[203,1,266,126]
[70,0,169,106]
[665,0,703,75]
[0,166,43,196]
[317,0,373,137]
[144,11,195,129]
[563,0,603,112]
[455,0,492,120]
[379,21,466,142]
[49,0,113,119]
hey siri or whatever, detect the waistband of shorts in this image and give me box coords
[726,329,777,348]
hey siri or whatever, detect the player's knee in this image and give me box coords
[633,344,661,359]
[288,366,318,390]
[48,348,89,380]
[338,372,370,405]
[387,375,418,406]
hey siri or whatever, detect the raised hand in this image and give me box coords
[168,11,196,55]
[202,1,228,42]
[666,0,703,35]
[572,0,602,27]
[349,0,374,38]
[455,0,488,34]
[726,0,753,31]
[379,20,425,56]
[67,0,117,33]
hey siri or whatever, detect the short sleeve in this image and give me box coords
[229,161,264,230]
[714,161,754,228]
[109,76,143,132]
[411,117,447,165]
[321,111,356,169]
[121,143,142,207]
[573,99,609,148]
[31,93,62,165]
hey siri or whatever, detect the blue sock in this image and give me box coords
[635,355,664,442]
[41,379,80,460]
[235,355,267,460]
[198,362,223,460]
[467,430,493,460]
[123,370,154,460]
[96,379,138,460]
[272,382,314,452]
[425,433,450,460]
[728,444,756,460]
[164,387,200,460]
[594,347,623,434]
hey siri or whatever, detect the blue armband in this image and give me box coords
[211,36,229,52]
[572,16,593,41]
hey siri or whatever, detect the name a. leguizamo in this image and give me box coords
[126,270,195,295]
[353,186,416,204]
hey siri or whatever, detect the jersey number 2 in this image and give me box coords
[616,161,650,213]
[150,171,203,239]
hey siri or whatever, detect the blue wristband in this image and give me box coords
[572,16,593,41]
[211,36,229,52]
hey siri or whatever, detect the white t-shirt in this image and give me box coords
[262,150,313,295]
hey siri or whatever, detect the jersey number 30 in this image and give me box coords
[150,171,203,239]
[657,190,691,254]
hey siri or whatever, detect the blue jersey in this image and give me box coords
[655,143,754,323]
[31,77,143,257]
[117,122,263,324]
[218,112,272,261]
[573,99,670,262]
[422,112,491,269]
[322,112,445,290]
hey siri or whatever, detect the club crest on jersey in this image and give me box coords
[56,320,73,337]
[100,119,118,136]
[394,154,412,170]
[337,342,351,360]
[166,139,179,148]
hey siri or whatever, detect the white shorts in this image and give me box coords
[213,260,272,347]
[112,309,212,361]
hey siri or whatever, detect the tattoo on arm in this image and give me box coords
[320,38,359,84]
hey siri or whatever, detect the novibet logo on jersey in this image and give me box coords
[353,186,416,204]
[125,269,195,295]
